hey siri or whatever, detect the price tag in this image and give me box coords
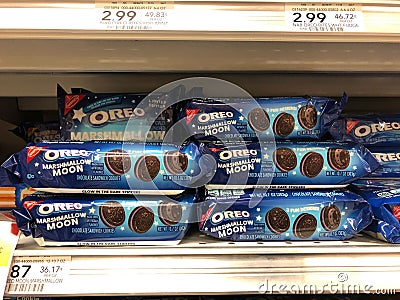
[0,220,19,296]
[5,256,71,294]
[285,3,363,32]
[96,0,173,30]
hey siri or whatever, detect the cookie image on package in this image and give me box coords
[320,205,341,231]
[99,201,126,228]
[247,108,270,132]
[158,201,183,226]
[327,148,350,171]
[164,151,188,175]
[105,149,132,175]
[298,104,317,130]
[134,155,160,182]
[273,148,297,172]
[300,152,324,178]
[265,207,290,234]
[293,213,317,239]
[273,113,295,137]
[128,206,154,233]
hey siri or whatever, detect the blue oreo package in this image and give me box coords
[13,190,197,246]
[0,141,206,195]
[351,185,400,243]
[180,93,347,141]
[200,141,380,189]
[199,188,372,241]
[329,114,400,146]
[10,121,60,143]
[364,147,400,179]
[58,84,184,142]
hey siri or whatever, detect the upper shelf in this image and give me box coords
[0,1,399,72]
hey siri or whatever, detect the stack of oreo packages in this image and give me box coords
[179,93,379,241]
[0,85,202,246]
[330,114,400,243]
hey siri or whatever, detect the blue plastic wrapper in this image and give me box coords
[329,114,400,146]
[200,141,380,189]
[13,190,197,246]
[10,121,60,143]
[58,85,185,142]
[351,185,400,243]
[180,93,347,141]
[0,141,206,195]
[199,188,372,241]
[364,147,400,179]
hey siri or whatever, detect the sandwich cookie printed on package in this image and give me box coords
[200,141,380,189]
[199,189,372,241]
[13,190,197,246]
[181,93,347,141]
[0,141,206,195]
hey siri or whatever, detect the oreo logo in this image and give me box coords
[37,202,83,216]
[219,149,258,161]
[198,112,234,123]
[44,149,90,161]
[354,122,400,137]
[89,107,145,126]
[211,210,250,224]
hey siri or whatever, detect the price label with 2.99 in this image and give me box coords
[96,1,173,30]
[285,3,364,32]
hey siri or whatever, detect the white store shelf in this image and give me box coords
[0,1,399,72]
[4,231,400,296]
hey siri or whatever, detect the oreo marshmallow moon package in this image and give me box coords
[364,147,400,179]
[58,85,184,142]
[0,141,205,195]
[13,191,197,246]
[181,93,347,141]
[200,141,380,189]
[351,185,400,243]
[199,189,372,241]
[329,114,400,146]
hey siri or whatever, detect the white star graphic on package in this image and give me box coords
[353,166,357,170]
[341,211,346,216]
[72,108,87,122]
[131,99,136,104]
[154,221,159,226]
[89,207,96,214]
[295,126,299,130]
[37,171,41,174]
[192,124,196,128]
[159,170,165,175]
[125,174,131,179]
[256,208,261,212]
[317,228,321,232]
[204,227,209,231]
[343,224,348,229]
[323,166,328,171]
[190,169,194,174]
[256,215,262,221]
[94,154,100,161]
[292,171,297,175]
[239,116,244,121]
[182,206,187,211]
[34,162,39,167]
[317,111,321,116]
[285,233,290,237]
[263,153,269,160]
[120,226,125,231]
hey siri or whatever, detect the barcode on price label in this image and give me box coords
[285,3,364,32]
[7,283,45,292]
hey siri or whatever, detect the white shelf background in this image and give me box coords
[5,231,400,296]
